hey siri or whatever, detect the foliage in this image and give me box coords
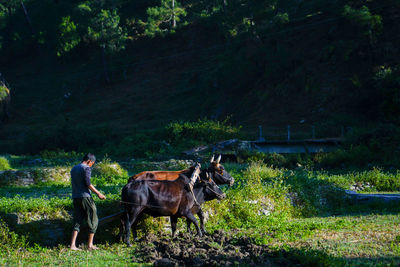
[317,167,400,192]
[57,16,80,56]
[373,65,400,116]
[0,156,11,170]
[87,9,127,53]
[91,157,128,185]
[39,149,83,160]
[145,0,187,37]
[342,5,382,42]
[0,159,400,265]
[165,118,241,147]
[0,219,27,251]
[0,84,9,100]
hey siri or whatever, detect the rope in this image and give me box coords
[189,163,201,206]
[204,186,225,199]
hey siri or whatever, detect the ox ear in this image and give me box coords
[210,155,215,163]
[216,154,222,164]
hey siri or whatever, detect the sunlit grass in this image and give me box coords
[1,160,400,265]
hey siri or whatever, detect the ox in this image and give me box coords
[121,171,225,246]
[121,155,234,238]
[128,155,234,186]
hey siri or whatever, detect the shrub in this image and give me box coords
[91,157,128,185]
[314,145,376,168]
[240,151,313,169]
[165,118,241,147]
[39,150,83,159]
[353,168,400,191]
[0,219,27,251]
[0,156,11,171]
[286,170,346,216]
[0,85,9,101]
[205,162,292,233]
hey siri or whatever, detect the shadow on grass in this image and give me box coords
[0,198,123,247]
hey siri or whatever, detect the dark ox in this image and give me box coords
[121,172,225,246]
[121,155,234,237]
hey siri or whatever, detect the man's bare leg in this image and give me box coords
[88,233,98,250]
[70,230,81,250]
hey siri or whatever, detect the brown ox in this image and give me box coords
[128,155,234,186]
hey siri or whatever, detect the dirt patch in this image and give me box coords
[132,230,301,266]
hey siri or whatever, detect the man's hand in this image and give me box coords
[88,184,106,200]
[97,192,106,200]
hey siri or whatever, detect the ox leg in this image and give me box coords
[131,212,144,241]
[118,213,126,243]
[186,213,202,237]
[198,209,207,235]
[171,216,178,237]
[124,212,132,247]
[186,219,193,235]
[124,208,142,247]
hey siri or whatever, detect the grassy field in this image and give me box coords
[1,156,400,266]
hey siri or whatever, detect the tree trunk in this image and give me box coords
[20,0,34,35]
[172,0,176,28]
[102,46,110,84]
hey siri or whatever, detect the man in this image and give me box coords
[70,153,106,251]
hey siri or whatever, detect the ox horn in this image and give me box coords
[216,154,222,164]
[210,155,215,163]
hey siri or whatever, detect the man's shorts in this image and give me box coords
[72,197,98,233]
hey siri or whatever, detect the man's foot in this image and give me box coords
[88,245,99,251]
[70,246,82,251]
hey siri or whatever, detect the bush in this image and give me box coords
[352,168,400,191]
[0,219,27,251]
[91,157,128,185]
[240,151,313,169]
[314,145,375,168]
[103,132,168,158]
[286,170,346,216]
[165,118,241,147]
[39,150,83,159]
[0,85,9,101]
[0,156,11,171]
[204,162,292,233]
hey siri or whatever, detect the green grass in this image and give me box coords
[1,213,399,266]
[0,242,144,266]
[1,160,400,265]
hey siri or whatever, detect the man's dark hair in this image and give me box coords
[83,153,96,162]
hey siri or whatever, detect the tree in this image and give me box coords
[87,9,127,83]
[0,0,19,17]
[57,16,80,56]
[145,0,186,37]
[342,5,382,45]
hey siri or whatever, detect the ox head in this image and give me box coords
[206,154,235,186]
[201,173,226,200]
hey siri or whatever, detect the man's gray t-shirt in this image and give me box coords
[71,163,92,198]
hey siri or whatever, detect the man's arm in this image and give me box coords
[84,167,106,200]
[88,184,106,200]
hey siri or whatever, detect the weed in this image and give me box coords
[0,156,11,170]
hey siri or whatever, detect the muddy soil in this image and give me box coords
[132,230,302,266]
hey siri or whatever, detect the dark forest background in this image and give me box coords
[0,0,399,160]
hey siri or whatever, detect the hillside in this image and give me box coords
[0,0,399,156]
